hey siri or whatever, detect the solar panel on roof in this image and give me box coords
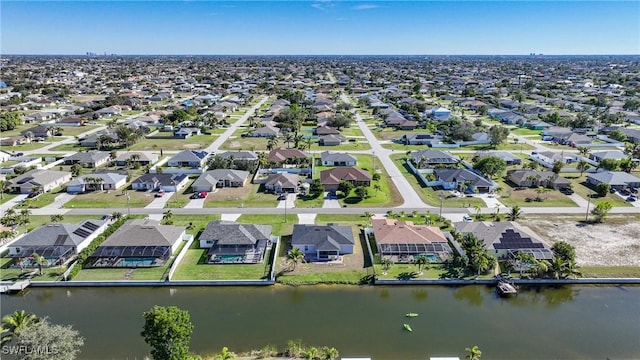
[73,228,91,238]
[82,222,99,231]
[54,234,68,246]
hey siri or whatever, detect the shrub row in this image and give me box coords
[67,216,129,280]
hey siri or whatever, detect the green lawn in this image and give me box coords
[16,188,64,209]
[57,125,102,137]
[164,179,197,208]
[308,141,371,151]
[315,214,369,225]
[236,214,295,236]
[169,214,220,234]
[64,190,155,208]
[204,183,279,208]
[460,143,536,151]
[25,215,105,232]
[565,175,632,208]
[0,194,18,205]
[580,266,640,278]
[5,142,51,152]
[220,129,269,151]
[49,143,86,152]
[495,178,577,207]
[171,241,272,281]
[511,128,542,136]
[128,134,217,151]
[295,194,325,208]
[1,266,67,282]
[390,154,485,208]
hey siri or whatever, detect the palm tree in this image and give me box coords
[19,208,31,233]
[287,247,305,271]
[577,159,590,176]
[111,211,123,221]
[283,132,294,149]
[0,180,8,200]
[31,252,48,275]
[473,204,482,220]
[1,310,39,345]
[577,146,590,157]
[322,346,339,360]
[266,137,279,151]
[381,258,393,275]
[305,347,319,360]
[161,210,173,225]
[415,255,428,274]
[465,345,482,360]
[507,205,522,221]
[50,214,64,223]
[215,346,235,360]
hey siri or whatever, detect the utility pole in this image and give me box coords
[125,191,131,216]
[439,191,444,220]
[284,194,287,223]
[585,191,592,222]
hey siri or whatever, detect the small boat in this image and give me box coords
[497,280,518,297]
[403,323,413,332]
[405,312,419,318]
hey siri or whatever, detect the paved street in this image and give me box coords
[205,96,268,153]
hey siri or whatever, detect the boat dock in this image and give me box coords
[0,280,31,294]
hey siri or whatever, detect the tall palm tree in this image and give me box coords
[0,180,8,200]
[507,205,522,221]
[31,252,48,275]
[111,211,123,221]
[287,247,305,271]
[19,208,31,233]
[50,214,64,223]
[415,255,428,274]
[1,310,39,345]
[576,159,590,176]
[283,132,294,149]
[473,204,482,220]
[381,258,393,275]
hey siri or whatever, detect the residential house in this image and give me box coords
[267,149,309,165]
[474,151,522,166]
[319,134,346,146]
[219,151,258,162]
[95,105,122,117]
[167,150,209,168]
[0,136,29,147]
[400,133,443,146]
[411,150,460,168]
[63,151,110,168]
[21,125,53,139]
[508,170,571,190]
[87,219,186,268]
[173,127,201,139]
[115,152,158,166]
[586,171,640,191]
[191,169,250,192]
[553,133,592,147]
[453,221,554,260]
[57,115,85,127]
[264,173,299,193]
[590,150,628,163]
[433,168,494,193]
[320,167,371,192]
[7,219,108,268]
[199,221,273,264]
[530,151,578,166]
[250,125,280,138]
[371,218,452,263]
[320,152,357,167]
[291,224,355,261]
[431,107,451,120]
[315,126,341,136]
[131,173,189,192]
[8,169,72,194]
[79,130,119,148]
[66,173,127,193]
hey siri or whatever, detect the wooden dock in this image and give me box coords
[0,280,31,294]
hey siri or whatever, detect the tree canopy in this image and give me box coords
[141,305,194,360]
[473,156,507,179]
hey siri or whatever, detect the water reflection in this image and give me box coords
[411,288,428,301]
[512,286,579,308]
[452,285,484,306]
[378,288,390,299]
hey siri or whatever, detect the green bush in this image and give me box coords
[66,217,129,280]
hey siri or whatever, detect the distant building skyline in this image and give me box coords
[1,1,639,55]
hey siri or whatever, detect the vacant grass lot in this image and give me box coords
[64,190,155,208]
[494,178,577,207]
[220,130,269,151]
[6,142,51,152]
[56,125,102,137]
[390,154,485,208]
[565,174,631,208]
[511,128,542,136]
[205,183,278,208]
[15,188,64,209]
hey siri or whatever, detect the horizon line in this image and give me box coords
[2,53,640,57]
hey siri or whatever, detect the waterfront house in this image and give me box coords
[21,125,54,139]
[319,134,346,146]
[371,218,452,263]
[411,150,460,168]
[291,224,355,261]
[199,221,273,264]
[173,127,201,139]
[589,150,628,163]
[474,151,522,166]
[431,107,451,120]
[267,149,309,165]
[87,219,186,268]
[250,125,279,138]
[7,219,108,268]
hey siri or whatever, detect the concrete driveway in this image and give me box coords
[0,194,28,214]
[474,194,506,208]
[322,192,341,208]
[184,198,205,209]
[276,193,296,209]
[145,193,174,209]
[41,193,76,210]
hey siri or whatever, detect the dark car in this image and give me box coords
[560,187,574,195]
[14,152,24,156]
[626,196,637,202]
[27,192,40,199]
[190,193,200,199]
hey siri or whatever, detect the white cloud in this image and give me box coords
[312,0,334,11]
[351,4,380,10]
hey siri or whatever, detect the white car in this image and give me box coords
[462,215,473,222]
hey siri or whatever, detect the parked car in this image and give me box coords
[626,196,637,202]
[560,187,574,195]
[277,194,287,200]
[155,189,165,197]
[462,215,473,222]
[190,191,208,199]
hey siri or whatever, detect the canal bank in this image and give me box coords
[2,285,639,359]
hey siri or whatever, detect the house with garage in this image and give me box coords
[507,170,571,190]
[131,173,189,192]
[79,130,119,148]
[191,169,250,192]
[400,133,443,146]
[250,125,279,138]
[411,150,460,169]
[66,172,127,193]
[167,150,210,168]
[474,151,522,166]
[530,151,578,167]
[219,151,258,163]
[453,221,553,261]
[320,152,357,167]
[264,173,299,193]
[7,219,109,268]
[173,127,201,139]
[589,150,628,163]
[8,169,72,194]
[431,107,451,120]
[371,218,452,263]
[291,224,355,261]
[319,134,346,146]
[267,149,309,165]
[63,151,111,168]
[432,168,495,193]
[87,219,187,268]
[320,167,371,192]
[115,152,159,166]
[315,125,341,136]
[199,220,274,264]
[21,125,54,139]
[586,171,640,191]
[1,136,29,147]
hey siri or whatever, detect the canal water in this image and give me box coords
[1,285,639,359]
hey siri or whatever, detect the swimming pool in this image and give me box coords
[119,257,156,267]
[214,255,246,263]
[415,254,441,262]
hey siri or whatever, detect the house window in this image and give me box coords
[206,240,213,244]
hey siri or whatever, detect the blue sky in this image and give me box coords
[2,1,639,55]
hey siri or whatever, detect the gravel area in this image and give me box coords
[523,220,640,266]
